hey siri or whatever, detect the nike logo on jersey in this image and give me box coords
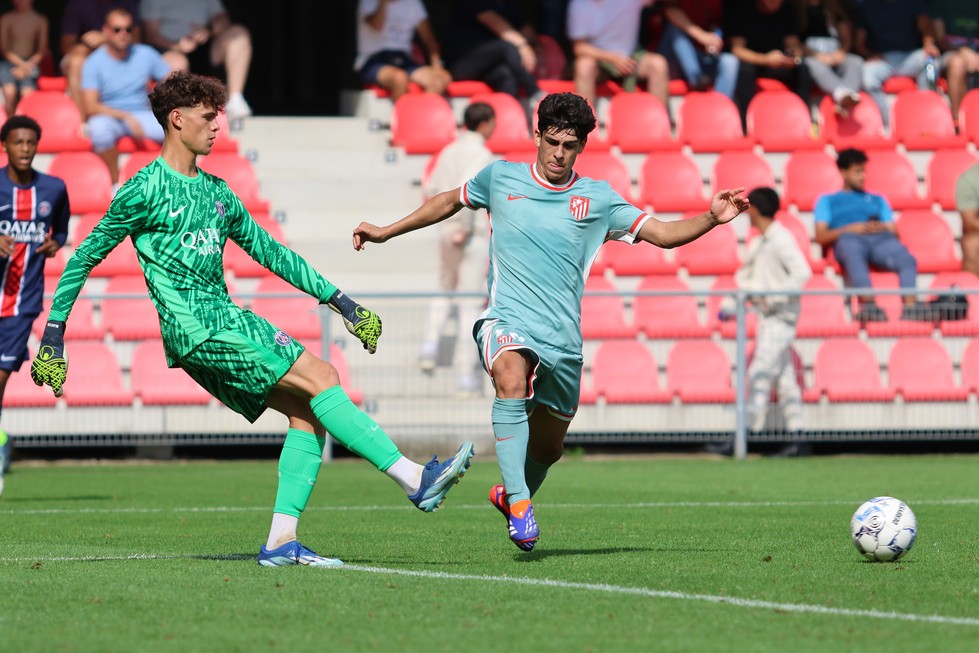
[0,355,16,362]
[169,205,187,218]
[0,204,10,212]
[496,435,514,442]
[507,194,528,201]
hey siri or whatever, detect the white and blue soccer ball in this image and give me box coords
[850,496,917,562]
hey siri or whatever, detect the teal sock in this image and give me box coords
[272,428,326,517]
[525,455,550,498]
[310,386,401,471]
[493,397,530,503]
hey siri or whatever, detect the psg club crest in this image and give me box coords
[37,201,52,218]
[273,330,292,346]
[569,195,590,221]
[215,200,225,218]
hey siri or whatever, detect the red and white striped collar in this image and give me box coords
[529,161,579,191]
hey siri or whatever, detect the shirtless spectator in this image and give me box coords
[0,0,47,117]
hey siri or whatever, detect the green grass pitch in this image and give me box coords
[2,454,978,652]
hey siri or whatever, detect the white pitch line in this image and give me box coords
[3,497,979,517]
[0,553,976,628]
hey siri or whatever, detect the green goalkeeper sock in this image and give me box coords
[310,386,401,471]
[525,455,550,498]
[493,397,530,504]
[272,428,326,518]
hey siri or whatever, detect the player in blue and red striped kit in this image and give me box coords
[0,115,71,493]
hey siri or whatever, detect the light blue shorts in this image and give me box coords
[87,110,164,151]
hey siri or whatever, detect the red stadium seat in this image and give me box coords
[865,150,931,209]
[782,150,841,212]
[882,76,917,94]
[598,238,677,277]
[804,339,895,402]
[590,341,672,404]
[197,153,270,213]
[34,294,104,341]
[4,365,57,407]
[633,275,711,338]
[131,340,212,405]
[102,275,160,341]
[674,220,740,275]
[861,272,934,338]
[71,213,141,277]
[817,92,892,150]
[580,276,638,339]
[445,80,494,97]
[468,93,532,153]
[896,209,960,273]
[16,91,91,152]
[925,148,979,210]
[61,341,133,406]
[534,34,567,80]
[710,150,775,198]
[119,151,160,184]
[47,152,112,214]
[574,152,634,202]
[666,340,735,403]
[705,274,757,338]
[960,339,979,395]
[889,90,966,150]
[390,93,457,154]
[251,276,321,339]
[960,89,979,145]
[888,338,969,401]
[605,92,679,153]
[116,135,161,154]
[677,91,753,152]
[931,272,979,337]
[638,151,706,212]
[796,275,859,337]
[746,91,823,151]
[303,341,364,405]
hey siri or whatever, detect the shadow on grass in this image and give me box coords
[514,546,654,561]
[3,495,113,502]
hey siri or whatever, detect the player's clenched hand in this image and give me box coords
[31,320,68,397]
[708,188,750,224]
[352,222,387,251]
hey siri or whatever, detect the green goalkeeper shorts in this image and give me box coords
[175,310,306,423]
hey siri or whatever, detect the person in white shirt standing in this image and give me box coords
[720,187,811,456]
[418,102,496,395]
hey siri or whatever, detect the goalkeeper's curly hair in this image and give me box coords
[536,92,597,143]
[150,71,229,131]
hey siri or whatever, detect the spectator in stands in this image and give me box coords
[418,102,496,395]
[658,0,739,98]
[442,0,544,106]
[727,0,811,127]
[0,0,47,117]
[30,71,474,567]
[718,187,810,457]
[955,162,979,276]
[352,92,749,553]
[854,0,939,126]
[82,8,170,189]
[567,0,670,109]
[60,0,141,113]
[139,0,253,120]
[814,148,928,322]
[930,0,979,129]
[0,115,71,496]
[797,0,863,116]
[355,0,451,100]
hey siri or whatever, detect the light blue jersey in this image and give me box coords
[462,160,649,357]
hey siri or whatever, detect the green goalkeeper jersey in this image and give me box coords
[49,157,337,361]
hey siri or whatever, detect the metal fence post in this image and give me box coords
[733,289,748,460]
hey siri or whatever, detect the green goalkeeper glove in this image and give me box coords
[31,320,68,397]
[325,290,382,354]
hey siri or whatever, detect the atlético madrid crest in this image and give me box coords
[569,195,590,220]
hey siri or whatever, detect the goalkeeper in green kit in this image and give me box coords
[30,71,474,567]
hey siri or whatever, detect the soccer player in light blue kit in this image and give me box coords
[353,93,750,551]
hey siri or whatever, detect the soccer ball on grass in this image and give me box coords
[850,496,917,562]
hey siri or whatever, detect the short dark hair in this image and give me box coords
[104,7,133,25]
[1,115,41,142]
[463,102,495,131]
[536,92,596,142]
[149,71,229,130]
[747,187,779,218]
[836,147,868,170]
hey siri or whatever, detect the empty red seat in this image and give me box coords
[705,274,757,338]
[931,272,979,337]
[131,340,212,405]
[590,341,672,403]
[666,340,735,403]
[796,275,859,337]
[896,209,960,273]
[4,365,57,407]
[16,91,91,152]
[890,90,966,150]
[633,275,711,338]
[119,151,160,184]
[47,152,113,214]
[598,238,677,277]
[61,341,133,406]
[102,275,160,340]
[711,150,775,198]
[445,80,494,97]
[861,272,934,338]
[817,92,892,150]
[390,93,457,154]
[961,339,979,394]
[804,339,895,402]
[782,150,841,212]
[746,91,823,151]
[574,152,634,202]
[251,276,321,339]
[638,151,706,212]
[926,148,979,210]
[468,92,532,153]
[960,89,979,145]
[116,135,161,154]
[580,276,637,339]
[198,153,270,212]
[605,92,679,153]
[677,91,753,152]
[674,220,740,275]
[34,294,104,341]
[888,338,969,401]
[71,213,141,277]
[865,150,931,209]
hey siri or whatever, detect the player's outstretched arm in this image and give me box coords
[30,320,68,397]
[353,189,464,251]
[637,188,750,248]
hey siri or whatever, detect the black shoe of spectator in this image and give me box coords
[771,442,811,458]
[856,302,888,322]
[900,302,935,321]
[704,441,733,456]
